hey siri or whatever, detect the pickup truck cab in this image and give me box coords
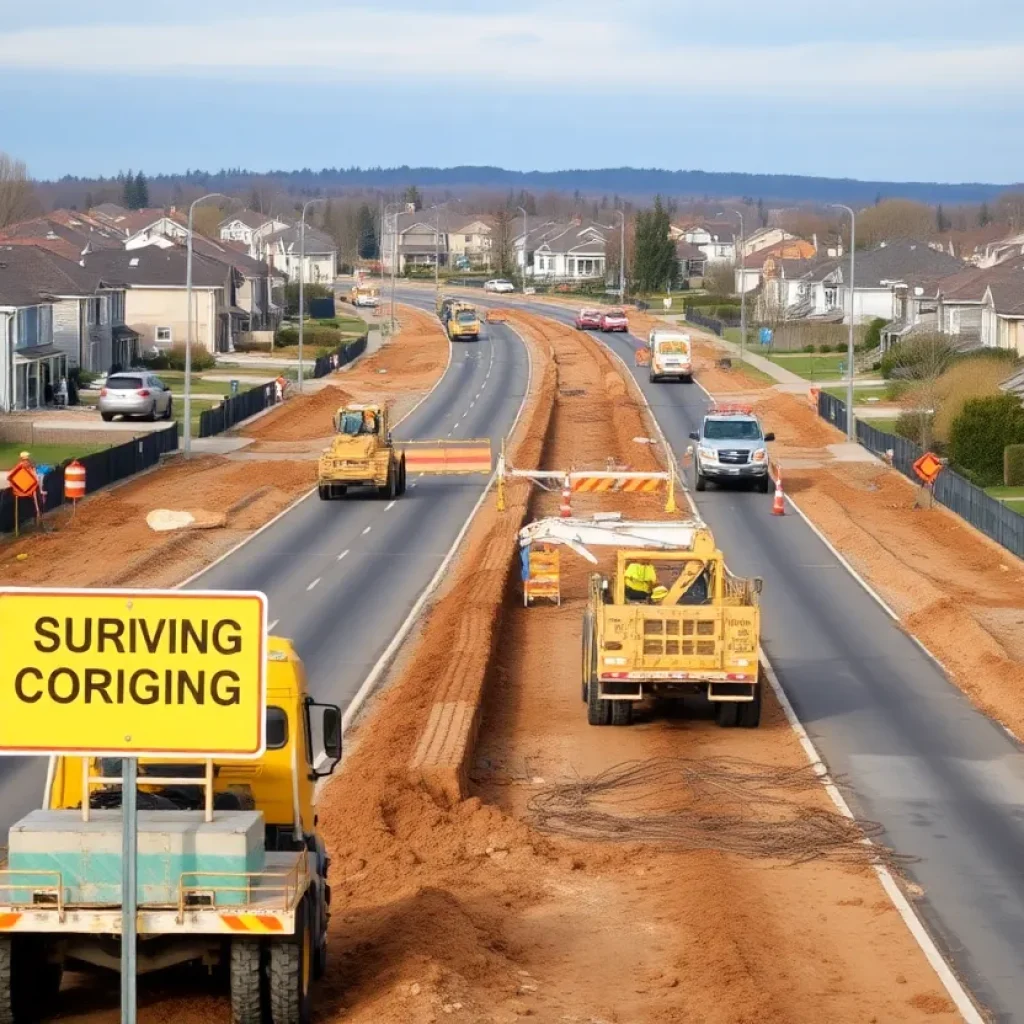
[600,309,629,332]
[575,308,602,330]
[688,405,775,492]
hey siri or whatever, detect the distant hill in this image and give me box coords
[48,165,1022,206]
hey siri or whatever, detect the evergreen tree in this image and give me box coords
[121,169,136,209]
[936,204,950,233]
[632,196,677,294]
[356,204,378,259]
[979,202,992,227]
[757,198,768,227]
[133,171,149,209]
[402,185,422,211]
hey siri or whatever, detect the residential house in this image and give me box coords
[261,225,337,284]
[0,249,65,411]
[0,211,124,258]
[736,238,818,294]
[447,217,495,270]
[91,206,189,246]
[380,211,446,273]
[976,230,1024,269]
[927,258,1024,353]
[676,242,707,283]
[81,247,233,354]
[757,255,839,322]
[219,211,290,253]
[672,224,736,265]
[516,221,608,281]
[739,227,794,258]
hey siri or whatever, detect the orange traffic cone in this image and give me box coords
[771,470,786,516]
[560,475,572,518]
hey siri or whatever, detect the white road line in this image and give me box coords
[337,549,349,561]
[410,482,418,488]
[268,618,279,631]
[469,401,475,409]
[385,501,396,511]
[306,578,320,591]
[361,525,372,535]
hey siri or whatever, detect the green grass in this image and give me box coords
[860,417,899,435]
[824,385,895,404]
[0,442,109,471]
[985,486,1024,507]
[764,353,851,380]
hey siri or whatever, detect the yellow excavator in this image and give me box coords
[317,402,492,500]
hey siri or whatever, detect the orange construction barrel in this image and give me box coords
[64,460,86,501]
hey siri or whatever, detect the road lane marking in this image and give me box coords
[337,549,349,561]
[307,578,321,591]
[268,619,279,631]
[362,525,372,535]
[385,501,396,511]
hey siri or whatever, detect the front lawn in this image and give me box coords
[0,442,109,471]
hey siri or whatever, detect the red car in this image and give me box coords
[600,309,629,332]
[575,308,603,330]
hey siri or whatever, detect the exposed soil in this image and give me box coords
[242,384,352,443]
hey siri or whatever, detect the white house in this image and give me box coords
[219,211,289,253]
[262,226,337,284]
[516,221,608,280]
[380,211,446,273]
[673,224,736,264]
[123,215,188,250]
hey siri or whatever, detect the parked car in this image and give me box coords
[575,308,603,330]
[98,371,173,422]
[484,279,515,293]
[600,309,629,332]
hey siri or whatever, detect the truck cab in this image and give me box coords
[688,404,775,492]
[448,303,480,341]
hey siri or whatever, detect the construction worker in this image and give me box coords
[651,585,669,604]
[360,410,377,434]
[624,559,657,603]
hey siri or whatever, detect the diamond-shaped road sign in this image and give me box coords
[913,451,944,486]
[6,462,39,500]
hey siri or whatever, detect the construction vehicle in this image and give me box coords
[447,303,480,341]
[648,328,693,382]
[518,516,763,728]
[689,404,774,493]
[0,636,342,1024]
[438,296,458,324]
[318,401,493,500]
[349,283,379,308]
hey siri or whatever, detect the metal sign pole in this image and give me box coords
[121,756,138,1024]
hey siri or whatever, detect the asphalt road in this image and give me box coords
[404,288,1024,1023]
[0,317,528,836]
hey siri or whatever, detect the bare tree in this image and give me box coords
[892,331,957,450]
[0,152,39,229]
[856,200,934,247]
[703,260,736,296]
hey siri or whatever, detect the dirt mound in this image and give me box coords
[243,384,351,442]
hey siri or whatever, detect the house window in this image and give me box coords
[90,298,102,326]
[156,327,172,343]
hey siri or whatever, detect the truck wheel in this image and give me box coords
[398,456,407,496]
[759,474,772,494]
[0,937,62,1023]
[610,700,634,726]
[317,484,329,501]
[586,677,611,726]
[269,900,312,1024]
[648,372,658,383]
[716,701,739,728]
[230,940,265,1024]
[738,683,763,728]
[695,470,707,492]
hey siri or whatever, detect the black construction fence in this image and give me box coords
[313,333,368,379]
[683,306,724,337]
[0,423,179,536]
[816,392,1024,559]
[198,381,277,438]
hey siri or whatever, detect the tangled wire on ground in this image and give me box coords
[528,756,910,868]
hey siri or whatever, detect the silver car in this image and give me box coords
[98,371,174,422]
[689,408,775,492]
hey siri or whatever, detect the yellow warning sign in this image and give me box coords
[0,588,267,758]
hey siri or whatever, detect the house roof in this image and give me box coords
[91,203,128,219]
[263,225,336,253]
[675,241,707,260]
[0,245,107,306]
[0,213,123,255]
[743,239,817,268]
[850,241,964,289]
[219,209,271,230]
[522,221,608,255]
[933,257,1024,306]
[677,223,736,244]
[80,246,226,289]
[448,216,495,234]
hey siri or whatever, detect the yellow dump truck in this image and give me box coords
[350,283,379,308]
[518,516,763,727]
[447,303,480,341]
[318,402,493,500]
[0,636,342,1024]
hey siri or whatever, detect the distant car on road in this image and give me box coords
[600,309,629,332]
[575,308,603,330]
[98,371,173,422]
[484,279,515,293]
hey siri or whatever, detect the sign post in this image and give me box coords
[0,587,267,1024]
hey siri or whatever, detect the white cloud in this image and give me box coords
[0,8,1022,101]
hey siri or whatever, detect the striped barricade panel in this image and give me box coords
[570,475,663,493]
[403,439,492,475]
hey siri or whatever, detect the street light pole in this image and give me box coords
[384,202,402,333]
[830,203,857,440]
[517,206,528,289]
[185,191,226,456]
[617,208,626,301]
[732,209,746,363]
[298,198,326,393]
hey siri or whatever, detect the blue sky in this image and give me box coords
[2,0,1023,184]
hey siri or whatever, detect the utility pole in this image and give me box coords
[517,206,528,289]
[830,203,857,440]
[732,209,746,363]
[184,191,225,456]
[298,198,326,393]
[383,202,402,334]
[617,208,626,301]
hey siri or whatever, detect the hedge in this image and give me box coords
[1006,444,1024,486]
[949,394,1024,487]
[274,326,344,349]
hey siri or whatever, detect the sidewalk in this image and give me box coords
[710,336,807,387]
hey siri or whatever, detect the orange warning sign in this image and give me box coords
[913,452,944,485]
[6,462,39,500]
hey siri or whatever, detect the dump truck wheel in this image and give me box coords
[0,936,61,1023]
[398,456,407,496]
[610,700,634,726]
[586,677,612,726]
[230,940,265,1024]
[738,683,762,728]
[317,485,329,501]
[716,701,740,728]
[269,900,312,1024]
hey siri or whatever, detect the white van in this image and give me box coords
[648,329,693,383]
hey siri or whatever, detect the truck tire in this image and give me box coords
[317,484,330,501]
[398,456,407,496]
[649,372,658,383]
[586,675,612,726]
[695,469,707,492]
[610,700,634,726]
[738,683,763,728]
[759,474,772,494]
[0,936,62,1023]
[716,701,739,728]
[269,900,312,1024]
[230,940,264,1024]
